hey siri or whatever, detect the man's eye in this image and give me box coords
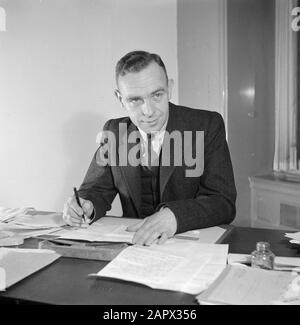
[130,98,142,105]
[153,93,163,100]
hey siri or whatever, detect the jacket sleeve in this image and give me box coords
[78,119,117,221]
[160,112,237,234]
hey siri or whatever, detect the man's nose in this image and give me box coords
[141,99,154,117]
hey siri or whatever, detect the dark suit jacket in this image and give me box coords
[78,102,236,233]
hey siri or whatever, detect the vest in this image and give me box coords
[140,165,160,217]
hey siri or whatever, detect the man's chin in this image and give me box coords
[140,124,161,133]
[139,119,163,132]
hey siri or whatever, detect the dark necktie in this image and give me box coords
[147,133,152,168]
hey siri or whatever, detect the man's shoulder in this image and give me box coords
[169,102,223,125]
[103,116,132,131]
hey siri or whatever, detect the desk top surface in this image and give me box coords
[0,226,299,305]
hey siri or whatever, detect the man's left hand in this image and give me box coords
[127,207,177,246]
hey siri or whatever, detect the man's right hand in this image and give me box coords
[63,196,94,227]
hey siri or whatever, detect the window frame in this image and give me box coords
[274,0,299,180]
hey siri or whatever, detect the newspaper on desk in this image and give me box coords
[92,240,228,295]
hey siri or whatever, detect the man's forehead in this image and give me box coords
[117,63,168,96]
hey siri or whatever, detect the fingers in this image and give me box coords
[131,218,165,246]
[68,196,84,216]
[132,226,153,245]
[157,232,168,245]
[133,228,168,246]
[63,196,94,227]
[63,201,82,227]
[144,231,161,246]
[81,199,94,218]
[130,209,177,246]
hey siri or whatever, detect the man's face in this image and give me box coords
[116,62,173,133]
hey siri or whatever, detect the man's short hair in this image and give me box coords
[115,50,168,84]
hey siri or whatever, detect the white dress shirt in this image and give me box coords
[138,120,168,166]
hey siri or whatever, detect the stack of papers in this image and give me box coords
[285,232,300,244]
[0,222,63,240]
[0,207,35,223]
[0,206,66,240]
[12,213,65,229]
[196,264,300,305]
[57,216,228,244]
[1,213,229,244]
[93,241,228,294]
[57,222,134,243]
[0,248,60,290]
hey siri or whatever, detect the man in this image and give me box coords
[63,50,236,246]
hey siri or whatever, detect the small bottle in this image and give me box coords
[251,241,275,270]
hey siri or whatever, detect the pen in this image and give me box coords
[73,187,85,226]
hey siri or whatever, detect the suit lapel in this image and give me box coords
[119,121,142,216]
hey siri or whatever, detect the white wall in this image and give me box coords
[0,0,178,213]
[177,0,226,115]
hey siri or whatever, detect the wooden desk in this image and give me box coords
[0,227,299,305]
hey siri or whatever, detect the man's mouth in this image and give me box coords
[143,119,158,125]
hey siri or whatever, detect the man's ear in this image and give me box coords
[114,89,123,105]
[167,79,174,100]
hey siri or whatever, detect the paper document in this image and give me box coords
[0,248,60,290]
[175,226,226,243]
[56,217,136,243]
[0,207,35,223]
[57,223,134,243]
[150,238,228,264]
[12,212,65,229]
[0,222,62,239]
[94,241,228,294]
[196,264,300,305]
[0,208,65,239]
[228,253,300,271]
[57,216,229,244]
